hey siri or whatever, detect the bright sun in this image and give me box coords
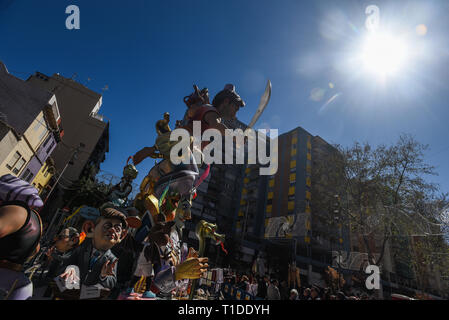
[360,32,409,78]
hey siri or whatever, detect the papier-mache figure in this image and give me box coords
[127,84,246,299]
[103,160,139,210]
[55,208,128,299]
[45,227,81,280]
[132,84,245,222]
[124,220,175,299]
[150,204,208,298]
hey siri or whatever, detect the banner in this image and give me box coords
[264,213,307,238]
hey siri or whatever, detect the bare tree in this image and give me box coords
[314,134,447,278]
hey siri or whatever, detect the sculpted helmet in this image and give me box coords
[123,164,138,180]
[212,84,245,108]
[184,85,210,108]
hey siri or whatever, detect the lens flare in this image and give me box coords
[416,24,428,36]
[361,33,409,77]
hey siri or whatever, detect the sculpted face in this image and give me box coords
[175,191,194,224]
[218,99,240,121]
[229,102,241,120]
[93,218,127,251]
[195,220,225,244]
[54,229,78,252]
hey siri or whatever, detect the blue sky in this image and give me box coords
[1,0,448,194]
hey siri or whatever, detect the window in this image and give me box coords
[306,177,311,187]
[269,179,275,187]
[289,173,296,183]
[288,201,295,211]
[290,160,296,168]
[6,152,21,169]
[305,219,311,230]
[12,157,26,174]
[291,149,297,156]
[306,191,312,200]
[46,141,55,155]
[43,134,52,148]
[305,205,311,213]
[266,205,272,213]
[289,186,295,195]
[38,127,48,142]
[21,169,34,183]
[33,120,42,132]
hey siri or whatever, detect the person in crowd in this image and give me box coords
[257,274,269,299]
[310,286,321,300]
[279,279,289,300]
[0,174,44,300]
[289,288,299,300]
[248,277,258,297]
[267,279,281,300]
[322,287,331,300]
[360,293,369,300]
[336,291,347,300]
[236,274,249,291]
[301,287,311,300]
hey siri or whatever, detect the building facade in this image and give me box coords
[0,61,62,189]
[231,126,352,285]
[26,72,109,217]
[27,72,109,183]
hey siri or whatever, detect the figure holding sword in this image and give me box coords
[133,81,272,165]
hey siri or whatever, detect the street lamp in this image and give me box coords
[40,143,85,210]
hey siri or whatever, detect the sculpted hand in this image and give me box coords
[60,267,80,288]
[187,247,199,259]
[174,257,209,281]
[46,246,55,261]
[101,259,118,278]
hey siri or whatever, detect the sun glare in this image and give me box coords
[360,32,409,78]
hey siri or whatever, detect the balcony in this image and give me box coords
[90,112,106,122]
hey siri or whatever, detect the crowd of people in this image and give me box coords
[223,272,376,300]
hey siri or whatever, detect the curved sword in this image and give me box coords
[248,80,272,129]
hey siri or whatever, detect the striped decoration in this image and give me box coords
[0,174,44,208]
